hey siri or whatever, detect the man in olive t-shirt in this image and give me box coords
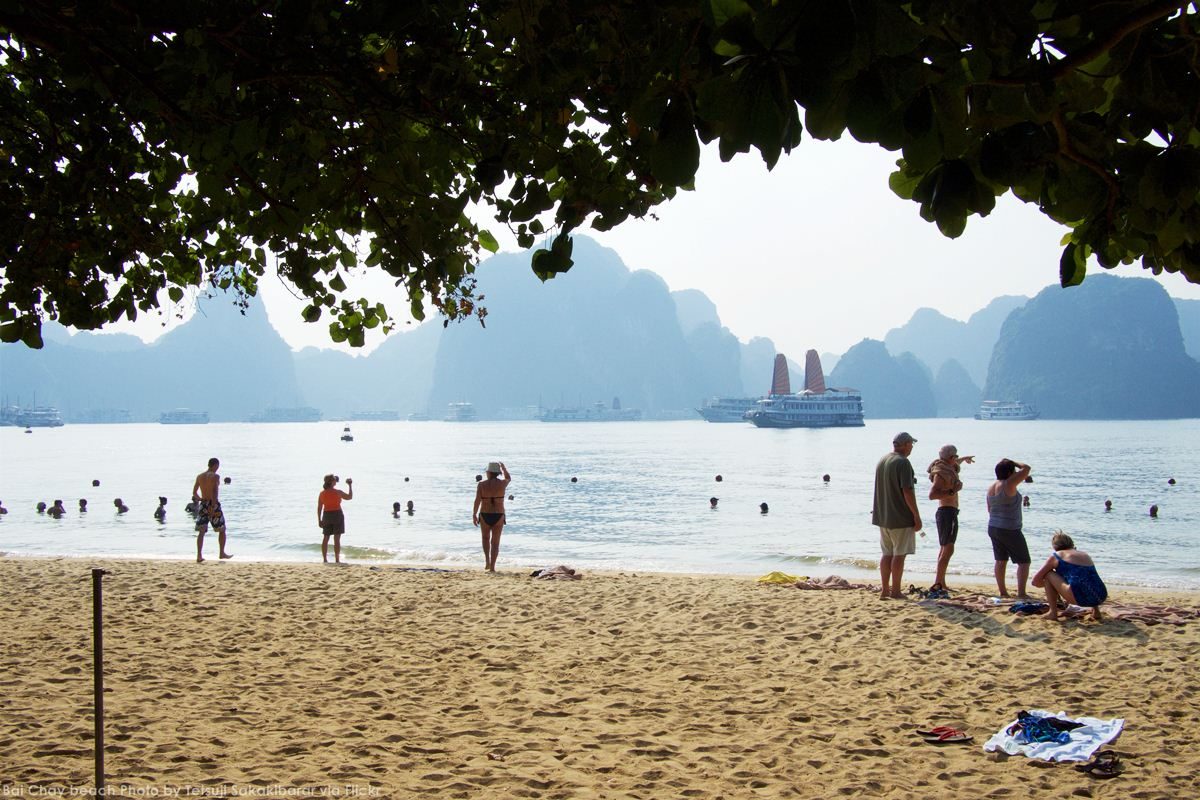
[871,432,923,599]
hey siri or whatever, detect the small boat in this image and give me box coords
[340,426,354,442]
[975,400,1040,420]
[444,402,478,422]
[407,412,432,422]
[539,397,642,422]
[696,396,760,422]
[159,409,209,424]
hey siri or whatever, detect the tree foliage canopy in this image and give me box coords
[3,0,1199,347]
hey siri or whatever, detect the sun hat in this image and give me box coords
[893,432,917,445]
[486,461,502,474]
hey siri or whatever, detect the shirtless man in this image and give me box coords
[192,457,232,562]
[473,461,511,572]
[928,444,974,592]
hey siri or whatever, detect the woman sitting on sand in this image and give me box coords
[1031,531,1108,621]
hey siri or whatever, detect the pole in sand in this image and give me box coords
[92,568,109,792]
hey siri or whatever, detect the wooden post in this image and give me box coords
[92,568,108,792]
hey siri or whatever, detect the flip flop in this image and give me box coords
[915,725,957,737]
[1075,751,1122,778]
[922,728,973,744]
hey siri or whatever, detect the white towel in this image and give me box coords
[983,709,1124,762]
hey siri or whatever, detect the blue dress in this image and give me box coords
[1055,555,1108,607]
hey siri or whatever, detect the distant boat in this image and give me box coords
[340,426,354,442]
[348,410,400,422]
[696,396,760,422]
[407,412,432,422]
[159,409,210,424]
[1,404,65,428]
[540,397,642,422]
[249,407,323,423]
[745,352,865,429]
[975,400,1040,420]
[444,402,478,422]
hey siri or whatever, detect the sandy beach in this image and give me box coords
[2,557,1198,799]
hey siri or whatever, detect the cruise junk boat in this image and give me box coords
[745,351,865,428]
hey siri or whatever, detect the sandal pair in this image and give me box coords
[1075,750,1122,778]
[915,726,973,744]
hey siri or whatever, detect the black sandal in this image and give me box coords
[1074,751,1122,778]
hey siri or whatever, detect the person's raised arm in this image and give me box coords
[342,477,353,501]
[1005,461,1032,494]
[500,462,511,485]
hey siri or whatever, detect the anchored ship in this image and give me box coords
[0,404,65,427]
[540,397,642,422]
[159,409,209,424]
[745,351,865,428]
[975,400,1040,420]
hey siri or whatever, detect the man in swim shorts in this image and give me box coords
[473,461,511,572]
[192,457,232,563]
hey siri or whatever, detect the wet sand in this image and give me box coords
[2,557,1198,798]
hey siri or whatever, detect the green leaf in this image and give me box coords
[648,96,701,187]
[477,230,499,253]
[1060,242,1087,287]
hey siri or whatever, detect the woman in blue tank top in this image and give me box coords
[985,458,1032,598]
[1032,531,1108,621]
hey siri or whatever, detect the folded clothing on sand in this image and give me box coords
[531,565,581,580]
[983,709,1123,762]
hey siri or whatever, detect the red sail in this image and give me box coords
[770,353,791,396]
[804,350,826,393]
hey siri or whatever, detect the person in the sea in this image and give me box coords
[48,499,66,519]
[927,444,975,592]
[192,457,232,562]
[759,502,769,514]
[392,501,402,518]
[872,432,923,600]
[473,461,511,572]
[710,497,719,509]
[78,499,87,513]
[0,500,8,515]
[406,500,414,515]
[317,474,353,564]
[1031,531,1107,621]
[986,458,1032,598]
[113,498,129,514]
[36,501,46,514]
[154,496,167,522]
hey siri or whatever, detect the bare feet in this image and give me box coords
[219,552,233,560]
[197,557,205,563]
[879,592,891,600]
[889,591,905,599]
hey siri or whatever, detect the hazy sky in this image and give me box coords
[120,136,1200,359]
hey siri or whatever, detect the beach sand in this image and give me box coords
[2,557,1198,799]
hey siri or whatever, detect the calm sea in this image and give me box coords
[0,419,1196,590]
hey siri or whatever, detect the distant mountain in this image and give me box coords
[828,339,936,419]
[985,276,1200,419]
[0,293,302,420]
[672,289,721,335]
[1176,298,1200,360]
[295,320,441,418]
[933,358,981,418]
[884,295,1027,385]
[427,238,745,415]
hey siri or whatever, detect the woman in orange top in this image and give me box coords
[317,474,353,564]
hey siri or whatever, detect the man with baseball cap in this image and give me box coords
[871,432,922,599]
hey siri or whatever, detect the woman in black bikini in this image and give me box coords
[473,461,511,572]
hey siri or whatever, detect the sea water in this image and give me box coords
[0,419,1197,589]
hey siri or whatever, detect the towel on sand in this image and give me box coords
[983,709,1123,761]
[532,565,581,580]
[927,458,962,491]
